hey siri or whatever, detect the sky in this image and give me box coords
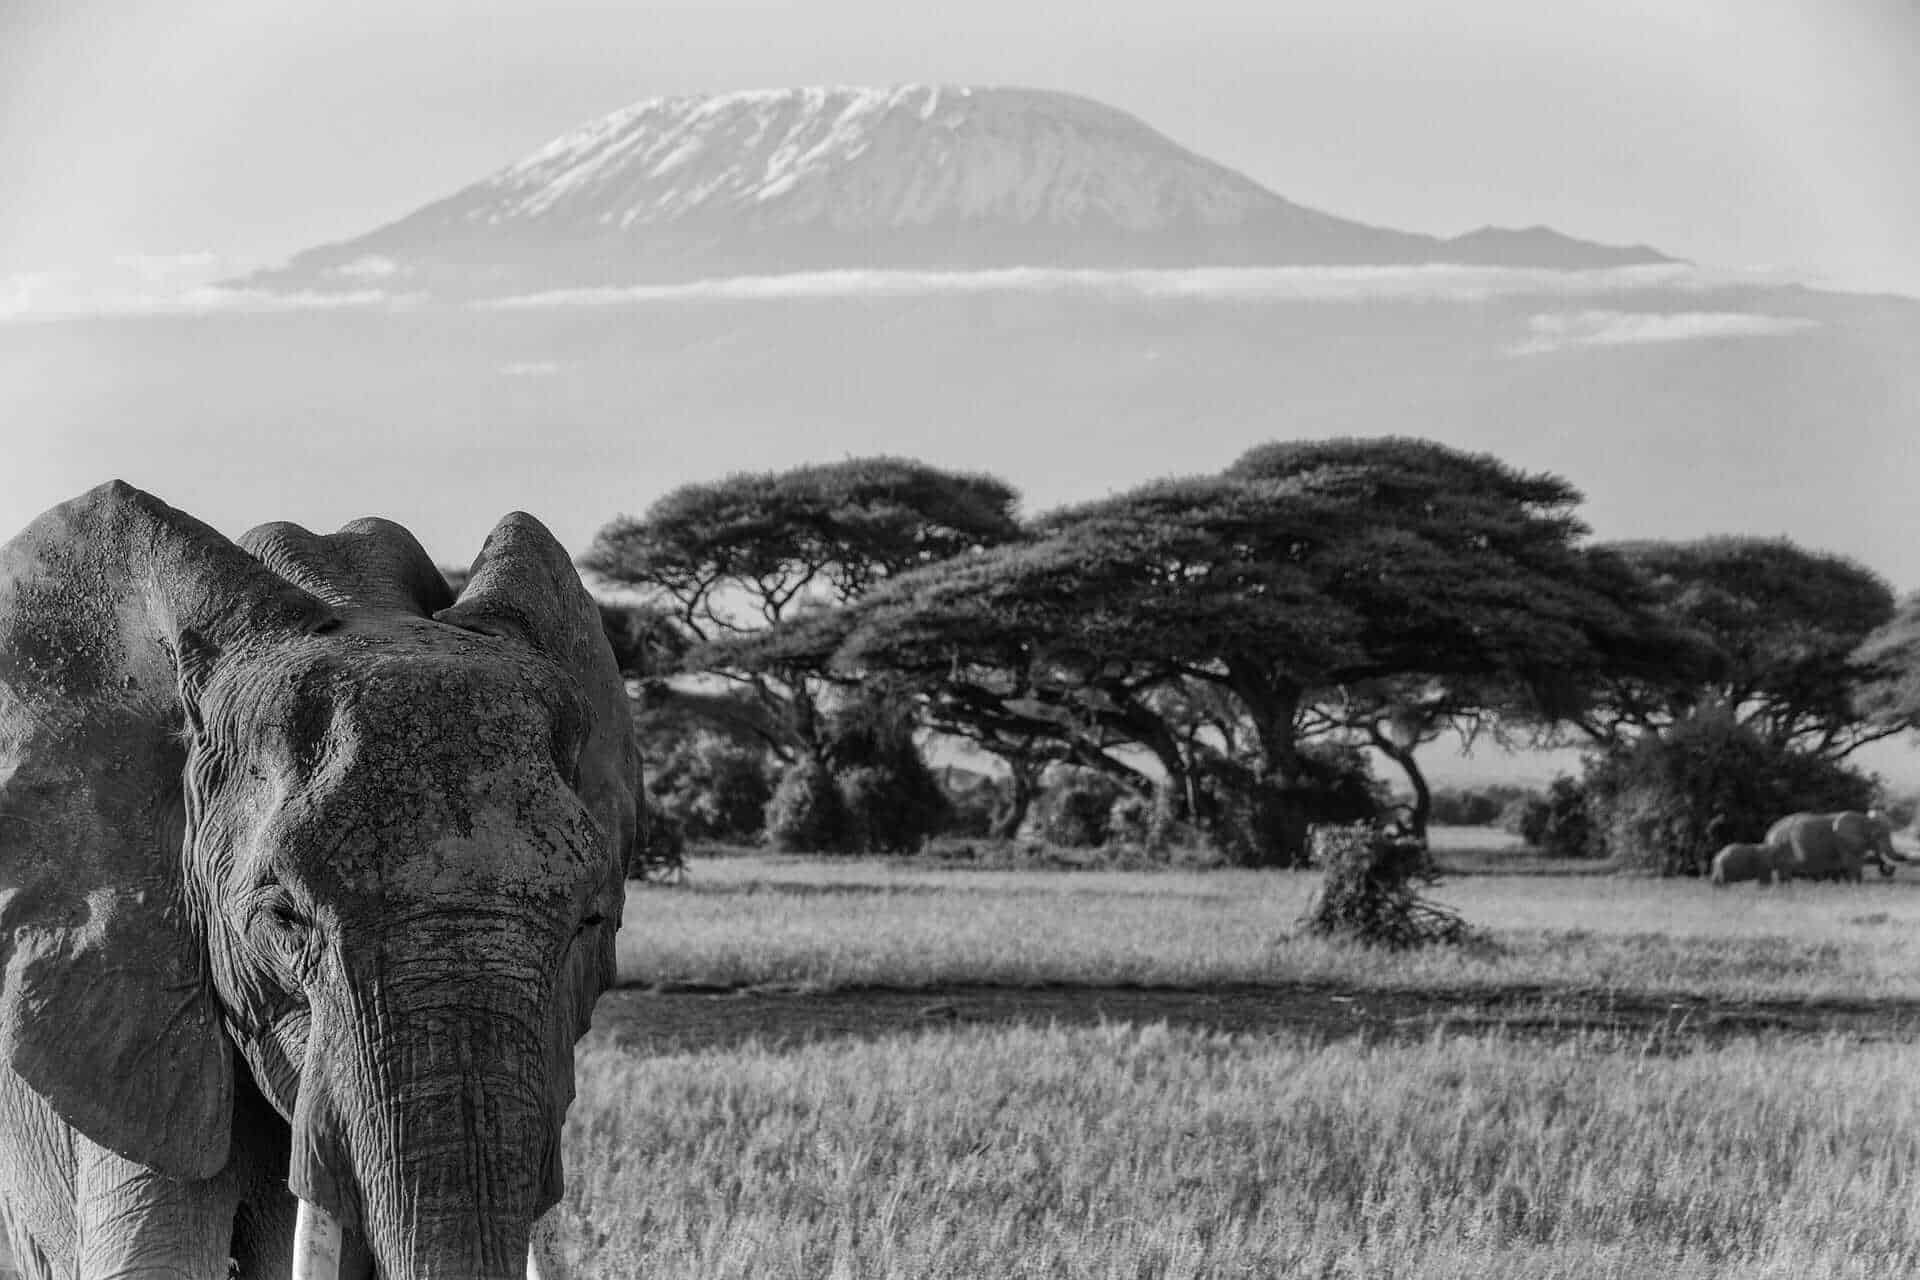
[2,0,1917,296]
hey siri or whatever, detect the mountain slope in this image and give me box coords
[259,85,1672,296]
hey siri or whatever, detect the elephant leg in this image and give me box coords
[0,1067,77,1275]
[0,1206,58,1280]
[75,1135,240,1279]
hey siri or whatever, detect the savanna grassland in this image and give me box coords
[552,833,1920,1278]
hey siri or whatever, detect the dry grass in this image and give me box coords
[617,852,1920,1001]
[572,840,1920,1277]
[556,1022,1920,1278]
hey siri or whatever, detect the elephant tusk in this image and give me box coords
[291,1199,344,1280]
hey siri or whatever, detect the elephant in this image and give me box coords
[0,482,638,1280]
[1710,842,1785,886]
[1764,809,1900,882]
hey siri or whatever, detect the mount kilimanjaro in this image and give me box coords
[256,85,1672,297]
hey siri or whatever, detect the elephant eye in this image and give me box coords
[268,900,311,932]
[248,884,314,942]
[575,911,606,937]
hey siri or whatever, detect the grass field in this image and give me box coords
[615,839,1920,1003]
[557,1025,1920,1278]
[557,833,1920,1277]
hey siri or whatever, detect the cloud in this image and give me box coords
[1508,309,1821,355]
[110,251,223,281]
[499,360,566,377]
[330,255,406,280]
[480,262,1713,309]
[0,261,419,323]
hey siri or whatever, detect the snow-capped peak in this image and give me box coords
[439,84,1290,234]
[264,85,1672,295]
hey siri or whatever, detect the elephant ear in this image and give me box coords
[0,481,333,1179]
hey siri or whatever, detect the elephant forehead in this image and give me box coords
[267,735,598,902]
[323,639,575,718]
[215,637,582,754]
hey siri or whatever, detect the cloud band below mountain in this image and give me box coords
[1,261,1811,328]
[1509,309,1821,354]
[480,262,1703,309]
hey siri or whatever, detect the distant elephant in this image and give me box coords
[1765,809,1899,882]
[0,483,638,1279]
[1710,842,1784,886]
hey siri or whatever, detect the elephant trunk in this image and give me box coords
[289,951,562,1280]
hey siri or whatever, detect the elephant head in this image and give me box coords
[1764,809,1897,881]
[0,482,638,1279]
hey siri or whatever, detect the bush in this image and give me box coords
[631,793,687,881]
[840,763,948,853]
[1883,791,1920,832]
[1187,745,1385,868]
[764,758,859,854]
[649,734,775,843]
[1583,710,1877,876]
[1031,766,1127,847]
[1302,824,1479,949]
[937,771,1005,839]
[1099,788,1221,865]
[1513,775,1594,857]
[1106,789,1160,845]
[1431,787,1514,827]
[822,691,950,853]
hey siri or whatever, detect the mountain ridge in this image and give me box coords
[254,85,1676,297]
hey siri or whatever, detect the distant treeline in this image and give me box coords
[568,437,1920,874]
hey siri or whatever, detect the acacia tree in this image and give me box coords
[1591,537,1898,757]
[579,457,1021,761]
[822,438,1670,864]
[1849,590,1920,738]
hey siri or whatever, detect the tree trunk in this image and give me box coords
[990,754,1039,839]
[1368,726,1432,840]
[1237,677,1310,867]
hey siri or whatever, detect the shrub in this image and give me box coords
[937,771,1005,838]
[764,758,859,854]
[824,691,950,853]
[1106,789,1160,846]
[1099,787,1221,865]
[649,734,775,843]
[1031,766,1127,847]
[1296,742,1389,826]
[1184,745,1385,867]
[1583,710,1876,876]
[1431,788,1502,827]
[1302,823,1479,949]
[631,793,687,881]
[1513,775,1594,857]
[1883,791,1920,832]
[840,763,949,853]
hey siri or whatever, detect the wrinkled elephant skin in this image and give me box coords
[0,483,638,1280]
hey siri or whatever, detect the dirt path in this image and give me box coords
[586,981,1920,1056]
